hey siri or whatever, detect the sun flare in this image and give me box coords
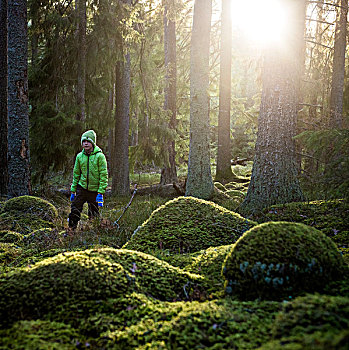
[231,0,288,46]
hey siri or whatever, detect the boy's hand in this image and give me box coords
[70,192,76,201]
[96,193,104,207]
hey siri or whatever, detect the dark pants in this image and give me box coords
[68,185,99,229]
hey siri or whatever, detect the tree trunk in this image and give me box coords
[185,0,214,200]
[215,0,234,183]
[0,0,8,197]
[8,0,31,198]
[240,0,306,214]
[329,0,348,129]
[112,55,131,195]
[160,0,178,185]
[76,0,86,122]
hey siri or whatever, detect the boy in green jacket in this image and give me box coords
[68,130,108,230]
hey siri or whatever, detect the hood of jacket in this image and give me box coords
[81,130,97,147]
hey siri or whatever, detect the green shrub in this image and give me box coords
[1,195,58,222]
[214,182,227,191]
[0,320,86,350]
[259,294,349,349]
[0,250,131,327]
[222,222,346,300]
[253,199,349,247]
[124,196,255,254]
[0,230,23,243]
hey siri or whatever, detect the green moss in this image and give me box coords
[0,230,23,243]
[214,182,227,191]
[1,195,58,222]
[0,250,131,327]
[222,222,346,300]
[259,294,349,349]
[84,248,205,301]
[0,320,87,350]
[0,213,55,235]
[124,196,255,254]
[225,189,246,199]
[187,245,233,294]
[100,298,280,350]
[253,199,349,246]
[0,242,23,267]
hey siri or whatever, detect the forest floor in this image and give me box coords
[0,169,348,349]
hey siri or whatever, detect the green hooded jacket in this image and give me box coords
[70,130,108,194]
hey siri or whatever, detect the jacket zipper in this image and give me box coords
[87,154,90,190]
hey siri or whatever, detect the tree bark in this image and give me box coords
[8,0,31,198]
[160,0,178,185]
[329,0,348,129]
[0,0,8,196]
[185,0,214,200]
[240,0,306,214]
[76,0,86,122]
[215,0,234,183]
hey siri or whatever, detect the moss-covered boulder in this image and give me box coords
[222,222,346,300]
[259,294,349,349]
[102,298,279,350]
[253,199,349,247]
[0,242,23,267]
[1,195,58,222]
[0,250,131,327]
[84,248,205,301]
[124,196,255,254]
[0,230,23,243]
[0,320,86,350]
[187,245,233,294]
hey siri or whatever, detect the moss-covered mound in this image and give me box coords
[259,294,349,349]
[84,248,205,301]
[0,230,23,243]
[124,196,255,254]
[0,320,86,350]
[222,222,346,300]
[1,195,58,222]
[254,199,349,247]
[100,298,280,350]
[187,245,233,294]
[0,242,23,267]
[0,251,131,327]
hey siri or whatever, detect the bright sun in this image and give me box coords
[230,0,288,46]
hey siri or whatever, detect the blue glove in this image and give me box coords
[96,193,104,207]
[70,192,76,201]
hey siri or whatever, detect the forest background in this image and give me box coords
[0,0,348,209]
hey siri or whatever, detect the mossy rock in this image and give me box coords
[0,242,23,267]
[0,230,23,243]
[23,228,66,249]
[0,320,86,350]
[124,196,255,254]
[0,212,55,235]
[84,248,205,301]
[187,245,233,294]
[1,195,58,222]
[103,298,280,350]
[214,182,227,191]
[222,222,346,300]
[259,294,349,349]
[225,189,246,199]
[0,250,131,327]
[254,199,349,247]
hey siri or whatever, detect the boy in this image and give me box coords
[68,129,108,230]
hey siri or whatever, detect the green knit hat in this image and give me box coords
[81,130,96,146]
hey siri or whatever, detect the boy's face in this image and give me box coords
[82,140,93,153]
